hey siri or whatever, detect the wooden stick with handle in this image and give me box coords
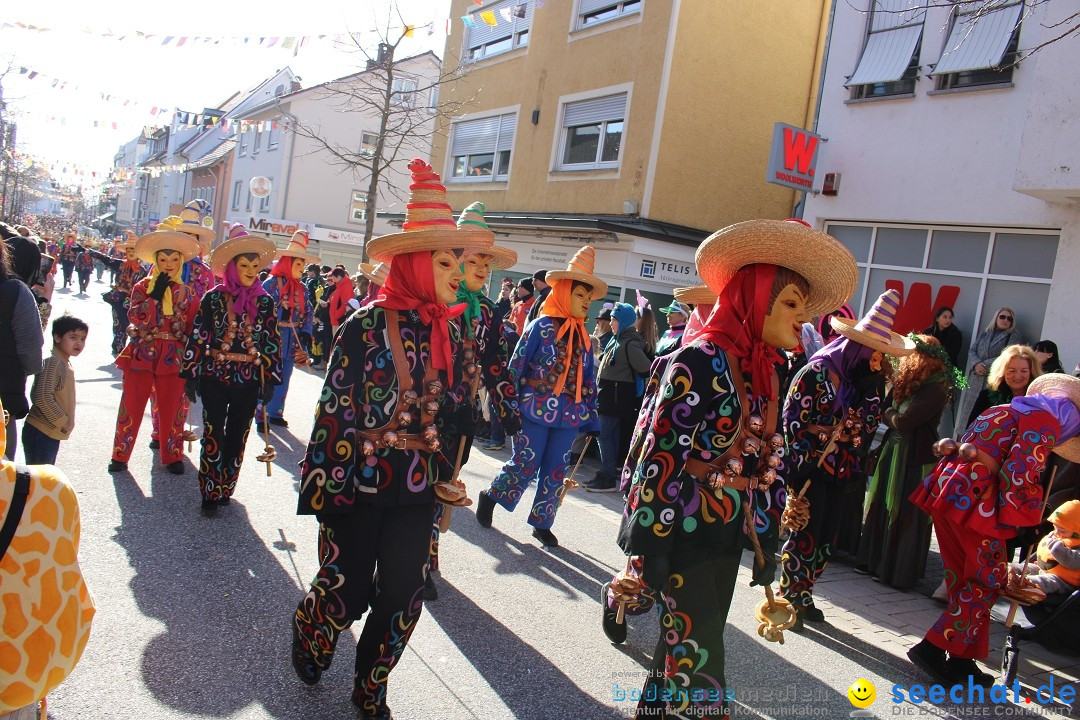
[1004,466,1057,625]
[438,434,470,533]
[558,436,593,508]
[259,365,273,476]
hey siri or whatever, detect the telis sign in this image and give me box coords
[766,122,822,191]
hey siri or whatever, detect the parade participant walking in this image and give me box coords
[907,373,1080,686]
[59,234,77,289]
[655,298,689,356]
[258,230,317,428]
[74,247,94,293]
[618,220,857,717]
[290,159,477,719]
[475,246,606,548]
[780,289,915,628]
[107,225,200,475]
[181,224,282,516]
[94,232,145,356]
[426,203,520,600]
[175,200,216,300]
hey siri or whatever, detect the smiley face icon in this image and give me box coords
[847,679,876,708]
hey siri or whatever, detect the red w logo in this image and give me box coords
[884,280,961,335]
[783,127,819,176]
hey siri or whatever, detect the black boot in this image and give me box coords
[600,583,627,644]
[291,622,322,686]
[946,657,995,687]
[200,500,218,518]
[907,639,951,684]
[532,527,559,547]
[166,461,185,475]
[107,460,127,473]
[148,439,160,449]
[423,573,438,601]
[475,491,495,528]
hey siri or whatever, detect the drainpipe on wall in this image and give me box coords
[794,0,836,220]
[275,98,299,223]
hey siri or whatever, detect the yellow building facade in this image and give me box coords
[429,0,830,307]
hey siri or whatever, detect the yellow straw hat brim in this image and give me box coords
[366,228,489,263]
[274,248,321,265]
[829,316,916,356]
[358,262,390,285]
[694,220,857,317]
[673,285,717,306]
[135,231,200,264]
[1028,374,1080,462]
[178,224,216,242]
[459,242,517,270]
[210,235,276,276]
[545,271,609,299]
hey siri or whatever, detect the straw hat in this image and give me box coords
[830,289,916,356]
[366,159,485,262]
[358,262,390,286]
[210,223,276,276]
[176,199,216,249]
[456,202,517,269]
[546,246,608,299]
[694,219,857,317]
[275,229,321,265]
[673,285,717,307]
[135,225,200,264]
[1027,374,1080,462]
[120,230,138,250]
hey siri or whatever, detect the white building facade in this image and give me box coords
[803,0,1080,369]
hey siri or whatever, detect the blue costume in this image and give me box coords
[260,275,313,422]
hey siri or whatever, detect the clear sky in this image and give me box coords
[2,0,452,190]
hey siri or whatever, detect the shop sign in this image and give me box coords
[766,122,821,191]
[310,226,364,245]
[234,215,311,237]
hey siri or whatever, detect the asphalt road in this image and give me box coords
[26,283,1066,720]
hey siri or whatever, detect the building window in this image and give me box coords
[349,191,368,224]
[232,181,242,210]
[258,177,273,213]
[932,0,1023,90]
[391,78,418,108]
[253,129,262,153]
[360,132,379,159]
[577,0,641,29]
[558,93,626,170]
[268,125,279,151]
[464,1,532,62]
[245,186,253,212]
[449,112,516,181]
[238,132,248,156]
[847,0,926,99]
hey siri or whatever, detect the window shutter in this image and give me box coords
[451,115,516,156]
[579,0,616,15]
[932,0,1022,75]
[497,114,516,152]
[563,93,627,128]
[847,0,926,86]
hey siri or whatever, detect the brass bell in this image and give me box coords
[463,348,476,361]
[546,374,558,384]
[428,438,441,453]
[555,363,566,373]
[726,457,744,476]
[934,438,958,457]
[959,442,978,461]
[362,440,376,456]
[382,431,399,448]
[424,400,440,415]
[851,436,862,448]
[403,390,420,405]
[127,325,138,337]
[760,469,777,487]
[818,432,829,444]
[229,319,239,329]
[465,363,478,377]
[852,422,864,435]
[427,380,444,396]
[215,353,227,363]
[422,424,439,441]
[573,346,583,356]
[769,434,784,449]
[766,454,782,469]
[742,437,761,456]
[398,411,413,426]
[748,415,765,434]
[844,418,855,429]
[537,383,549,394]
[248,347,259,357]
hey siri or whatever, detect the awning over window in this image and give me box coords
[932,0,1023,75]
[450,114,517,157]
[95,211,116,222]
[847,0,926,86]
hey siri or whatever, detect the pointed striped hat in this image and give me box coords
[546,245,608,299]
[830,289,916,356]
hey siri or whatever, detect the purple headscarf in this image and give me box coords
[218,258,268,321]
[809,335,876,408]
[1013,395,1080,441]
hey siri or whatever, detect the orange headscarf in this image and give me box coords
[540,279,592,403]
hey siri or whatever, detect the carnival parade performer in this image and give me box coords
[181,224,282,516]
[474,245,606,548]
[290,159,482,719]
[619,220,857,717]
[779,289,914,627]
[176,200,216,300]
[107,225,200,475]
[426,203,521,601]
[906,373,1080,687]
[655,298,689,356]
[92,231,146,356]
[359,261,390,304]
[258,230,318,428]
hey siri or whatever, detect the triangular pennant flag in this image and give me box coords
[499,7,512,21]
[480,10,498,26]
[462,15,477,29]
[282,37,296,49]
[403,25,415,38]
[177,37,187,46]
[162,36,174,45]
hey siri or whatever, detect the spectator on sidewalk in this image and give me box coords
[509,277,535,336]
[954,307,1023,437]
[593,305,613,356]
[1034,339,1064,374]
[964,344,1040,429]
[525,269,550,323]
[22,316,88,466]
[0,240,44,461]
[328,266,353,333]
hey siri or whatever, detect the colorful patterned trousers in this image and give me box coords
[924,512,1005,660]
[780,479,858,608]
[107,295,130,356]
[293,503,432,715]
[263,329,298,421]
[487,418,576,530]
[198,380,259,501]
[112,370,186,464]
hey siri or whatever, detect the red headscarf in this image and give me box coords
[373,250,465,373]
[540,280,592,403]
[269,256,306,317]
[695,264,784,400]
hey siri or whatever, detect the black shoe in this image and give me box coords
[423,574,438,601]
[166,461,185,474]
[291,624,322,686]
[601,583,627,644]
[148,439,160,449]
[801,604,825,623]
[946,657,995,687]
[907,639,951,684]
[200,500,219,518]
[107,460,127,473]
[268,416,289,427]
[583,475,619,493]
[350,691,393,720]
[532,527,559,547]
[215,496,232,506]
[475,491,495,528]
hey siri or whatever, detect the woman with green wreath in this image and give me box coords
[857,333,960,589]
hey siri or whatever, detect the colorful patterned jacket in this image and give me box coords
[449,295,519,433]
[180,289,283,387]
[655,326,685,357]
[619,342,786,557]
[183,258,214,301]
[263,275,314,336]
[911,404,1057,539]
[510,316,599,432]
[297,305,462,514]
[782,359,887,486]
[116,277,198,375]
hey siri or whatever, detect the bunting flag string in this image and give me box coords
[461,3,530,30]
